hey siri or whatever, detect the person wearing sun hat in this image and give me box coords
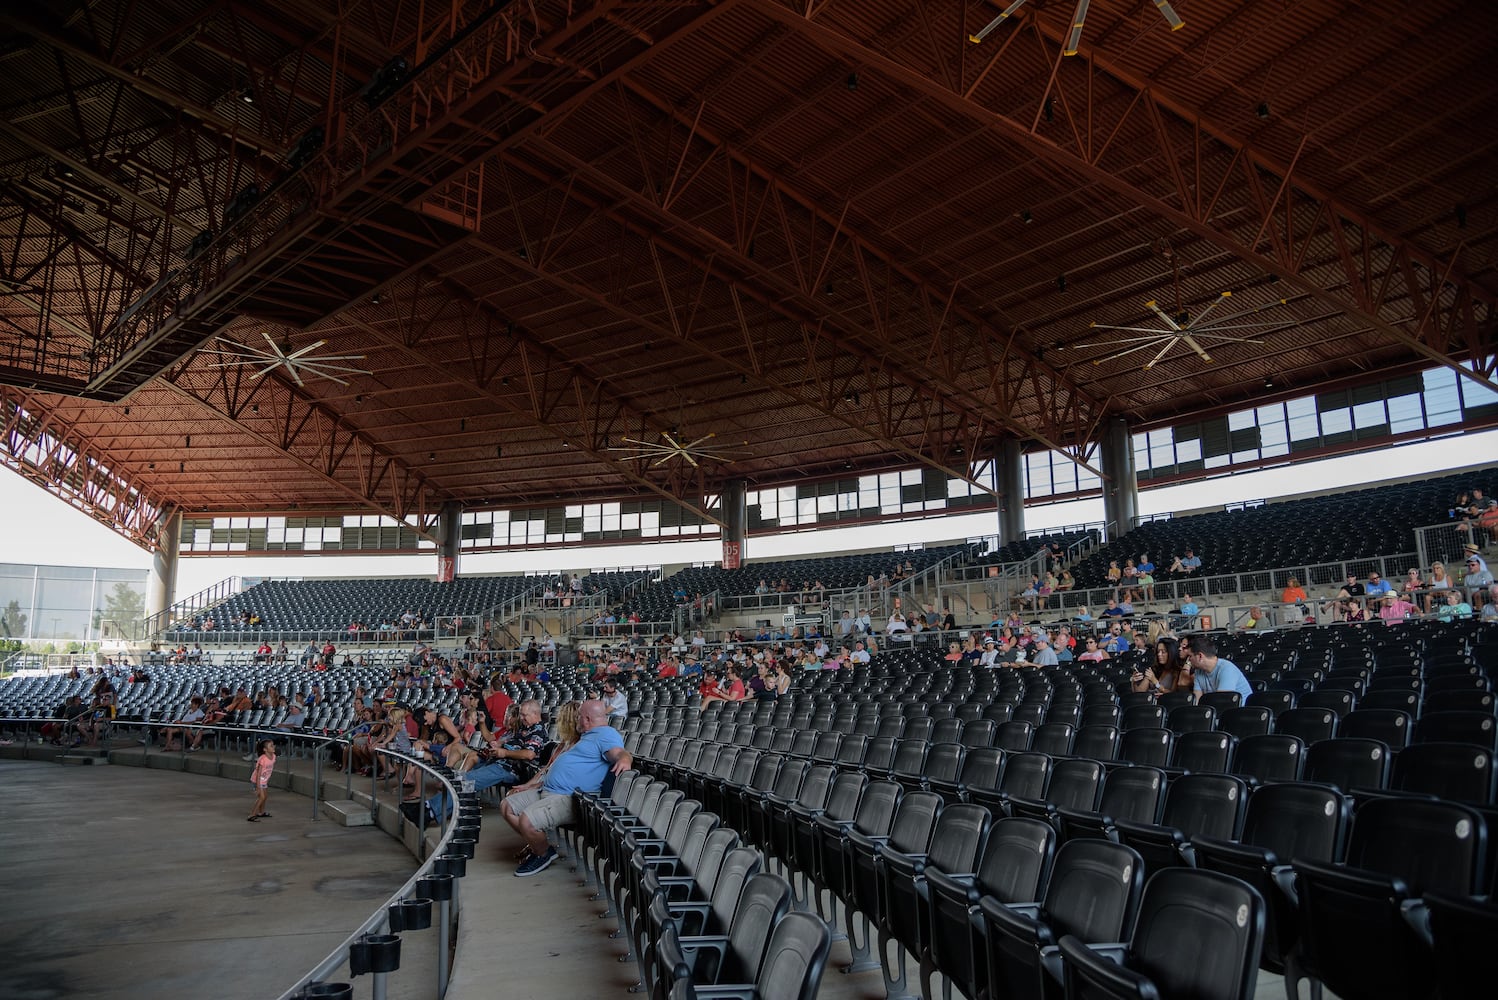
[1462,543,1488,575]
[1462,549,1493,610]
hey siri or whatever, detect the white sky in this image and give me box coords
[3,428,1495,600]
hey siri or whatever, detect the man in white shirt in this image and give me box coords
[601,680,629,724]
[848,641,871,665]
[885,614,908,638]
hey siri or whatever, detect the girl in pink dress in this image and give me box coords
[248,739,276,821]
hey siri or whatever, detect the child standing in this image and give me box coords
[248,739,275,822]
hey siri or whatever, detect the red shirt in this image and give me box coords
[658,663,678,678]
[484,691,512,735]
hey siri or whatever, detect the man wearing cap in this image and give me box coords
[1463,543,1489,575]
[1378,590,1415,625]
[1031,634,1059,667]
[1463,555,1494,610]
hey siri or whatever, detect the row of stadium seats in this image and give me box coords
[1070,463,1496,586]
[613,679,1496,1000]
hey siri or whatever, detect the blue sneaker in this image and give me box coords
[514,847,556,877]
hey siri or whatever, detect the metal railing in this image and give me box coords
[142,576,241,640]
[936,553,1419,622]
[1415,519,1494,579]
[1,717,469,999]
[574,620,676,642]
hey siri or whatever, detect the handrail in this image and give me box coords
[142,576,241,640]
[1,718,467,999]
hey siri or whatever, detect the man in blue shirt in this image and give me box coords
[1363,571,1393,599]
[1187,635,1253,703]
[501,700,631,876]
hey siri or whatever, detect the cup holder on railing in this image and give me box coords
[434,853,467,877]
[296,982,353,999]
[347,932,401,975]
[387,896,433,931]
[417,873,454,902]
[447,837,476,859]
[454,820,480,842]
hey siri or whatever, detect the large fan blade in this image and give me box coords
[1145,300,1183,331]
[969,0,1029,43]
[1190,298,1291,331]
[1154,0,1185,31]
[1093,336,1178,366]
[1063,0,1091,55]
[1181,335,1213,363]
[1142,338,1179,371]
[1183,290,1232,328]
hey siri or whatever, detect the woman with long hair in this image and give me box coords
[1132,636,1189,695]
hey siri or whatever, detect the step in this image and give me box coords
[60,754,108,766]
[322,798,375,827]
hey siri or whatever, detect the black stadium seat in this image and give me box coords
[1058,868,1265,1000]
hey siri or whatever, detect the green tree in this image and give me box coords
[1,600,27,638]
[96,582,146,635]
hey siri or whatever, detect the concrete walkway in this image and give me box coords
[0,757,421,1000]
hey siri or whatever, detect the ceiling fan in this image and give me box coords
[200,331,371,386]
[607,430,750,468]
[1063,240,1290,371]
[969,0,1184,53]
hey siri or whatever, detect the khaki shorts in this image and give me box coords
[505,788,576,830]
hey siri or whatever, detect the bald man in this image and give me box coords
[503,699,631,876]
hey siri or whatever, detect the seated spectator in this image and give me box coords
[500,700,630,876]
[420,699,551,823]
[1179,548,1202,575]
[1076,636,1109,662]
[1483,584,1498,621]
[221,688,252,723]
[1239,605,1266,631]
[159,696,205,751]
[1101,599,1125,619]
[254,641,273,663]
[1378,591,1415,625]
[1424,561,1455,611]
[276,696,306,731]
[1437,589,1473,621]
[1464,555,1494,608]
[602,680,629,725]
[42,695,87,745]
[699,666,747,707]
[1057,569,1075,592]
[1363,571,1392,598]
[1402,565,1426,598]
[1186,635,1252,702]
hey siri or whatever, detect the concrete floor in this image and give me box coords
[0,759,421,1000]
[0,741,1322,1000]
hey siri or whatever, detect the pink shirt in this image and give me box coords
[1379,600,1415,623]
[252,754,275,786]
